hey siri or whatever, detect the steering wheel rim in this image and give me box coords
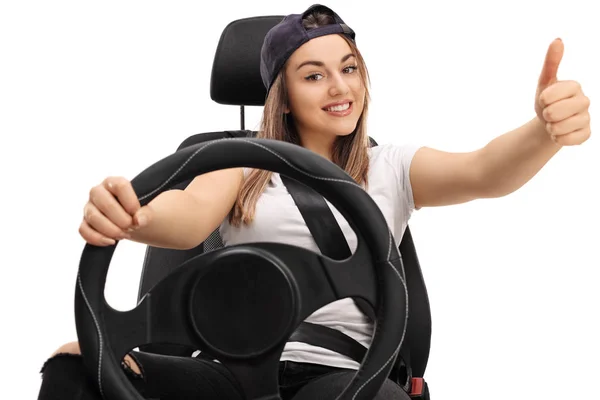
[75,137,409,400]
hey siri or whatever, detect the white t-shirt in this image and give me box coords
[219,143,421,369]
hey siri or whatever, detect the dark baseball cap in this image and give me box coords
[260,4,356,93]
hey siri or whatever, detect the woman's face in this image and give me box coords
[284,34,365,147]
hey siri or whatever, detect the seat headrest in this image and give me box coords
[210,16,284,106]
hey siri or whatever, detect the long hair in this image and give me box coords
[229,9,372,226]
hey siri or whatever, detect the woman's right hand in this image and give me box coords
[79,176,150,246]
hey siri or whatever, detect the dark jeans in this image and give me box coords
[37,351,410,399]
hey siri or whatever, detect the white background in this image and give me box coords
[1,0,598,398]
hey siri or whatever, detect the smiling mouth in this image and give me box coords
[323,102,353,116]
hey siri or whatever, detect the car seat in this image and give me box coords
[133,14,432,399]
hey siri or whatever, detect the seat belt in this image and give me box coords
[279,175,375,320]
[280,175,415,393]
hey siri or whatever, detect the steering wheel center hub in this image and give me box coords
[188,247,299,359]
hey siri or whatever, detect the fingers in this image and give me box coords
[546,111,591,136]
[542,95,589,122]
[89,187,134,232]
[537,76,591,146]
[80,176,140,246]
[552,126,591,146]
[79,219,118,247]
[102,177,141,216]
[539,80,583,108]
[83,202,131,243]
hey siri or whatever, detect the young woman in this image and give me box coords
[37,4,591,400]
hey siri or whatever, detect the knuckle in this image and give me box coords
[583,95,591,108]
[89,185,105,202]
[107,176,129,191]
[583,127,591,140]
[583,112,591,124]
[113,177,127,189]
[84,209,93,224]
[104,176,118,185]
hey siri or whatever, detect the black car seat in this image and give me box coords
[134,14,432,398]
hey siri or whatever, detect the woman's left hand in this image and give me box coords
[535,38,591,146]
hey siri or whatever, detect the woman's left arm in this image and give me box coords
[410,38,591,209]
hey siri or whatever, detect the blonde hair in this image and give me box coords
[229,17,372,227]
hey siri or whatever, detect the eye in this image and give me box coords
[304,65,357,81]
[305,73,323,81]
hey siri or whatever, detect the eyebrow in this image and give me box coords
[296,53,356,71]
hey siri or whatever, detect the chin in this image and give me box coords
[331,121,359,137]
[334,130,356,138]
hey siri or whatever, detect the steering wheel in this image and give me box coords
[74,137,409,400]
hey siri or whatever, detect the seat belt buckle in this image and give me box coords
[409,377,430,399]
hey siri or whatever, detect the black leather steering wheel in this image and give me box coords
[74,137,409,400]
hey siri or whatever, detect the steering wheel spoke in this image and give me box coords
[247,241,378,320]
[101,263,204,360]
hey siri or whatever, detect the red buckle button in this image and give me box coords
[410,377,424,396]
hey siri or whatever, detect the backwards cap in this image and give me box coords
[259,4,356,93]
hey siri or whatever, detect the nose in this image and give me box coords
[328,71,350,97]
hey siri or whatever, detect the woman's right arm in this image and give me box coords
[79,168,244,250]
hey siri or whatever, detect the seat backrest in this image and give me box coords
[136,14,432,378]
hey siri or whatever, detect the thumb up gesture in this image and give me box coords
[535,38,591,146]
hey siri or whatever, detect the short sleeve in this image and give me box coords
[380,143,422,214]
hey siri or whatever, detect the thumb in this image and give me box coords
[538,38,564,88]
[133,205,152,228]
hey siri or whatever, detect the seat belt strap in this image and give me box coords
[289,322,367,362]
[280,174,375,321]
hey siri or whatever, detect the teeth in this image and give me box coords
[326,103,350,112]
